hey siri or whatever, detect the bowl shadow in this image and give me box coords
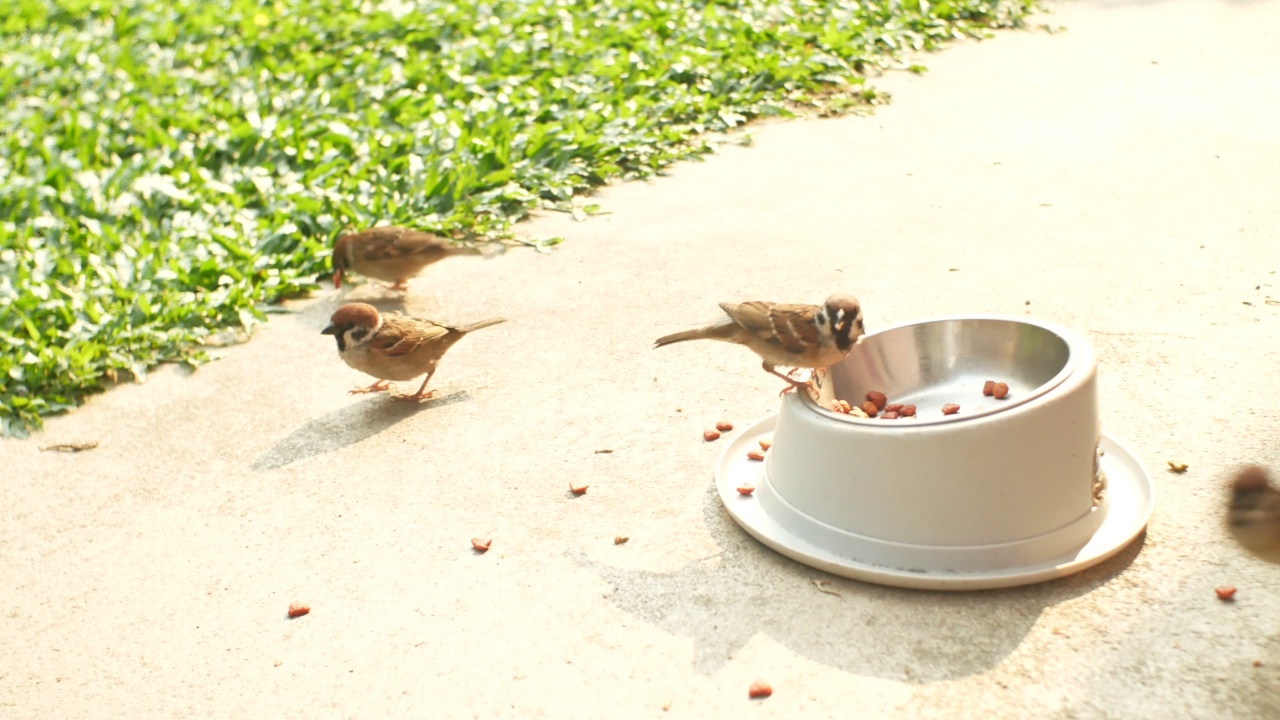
[573,481,1144,682]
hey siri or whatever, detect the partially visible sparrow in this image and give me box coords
[654,294,865,391]
[331,226,481,290]
[322,303,505,400]
[1227,465,1280,564]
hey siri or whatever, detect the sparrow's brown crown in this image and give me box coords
[322,303,382,351]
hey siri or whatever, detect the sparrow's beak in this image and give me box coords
[321,324,338,335]
[332,269,343,289]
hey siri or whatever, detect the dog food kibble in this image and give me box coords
[881,411,900,420]
[866,391,888,410]
[715,421,734,432]
[861,401,879,417]
[471,537,492,552]
[737,484,756,495]
[748,681,773,699]
[992,382,1010,399]
[900,404,917,417]
[884,403,903,413]
[983,380,996,397]
[287,603,310,618]
[746,450,765,461]
[758,439,772,451]
[941,403,961,415]
[614,535,629,545]
[1215,586,1237,601]
[703,429,721,442]
[570,482,589,495]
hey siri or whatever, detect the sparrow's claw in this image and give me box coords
[777,380,812,397]
[386,280,410,291]
[764,362,811,396]
[392,390,437,402]
[349,380,391,395]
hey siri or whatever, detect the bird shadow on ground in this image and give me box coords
[250,390,470,472]
[574,481,1144,683]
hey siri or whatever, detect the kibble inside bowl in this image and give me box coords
[810,317,1075,424]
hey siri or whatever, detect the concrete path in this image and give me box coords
[4,1,1279,717]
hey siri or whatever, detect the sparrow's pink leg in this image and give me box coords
[763,363,810,396]
[393,373,437,401]
[349,379,391,394]
[386,279,410,291]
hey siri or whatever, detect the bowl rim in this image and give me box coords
[803,314,1082,428]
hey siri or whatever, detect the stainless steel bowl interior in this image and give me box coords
[808,317,1074,426]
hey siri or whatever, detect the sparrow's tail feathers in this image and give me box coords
[455,317,507,333]
[654,324,732,349]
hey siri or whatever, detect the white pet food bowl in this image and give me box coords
[715,316,1153,591]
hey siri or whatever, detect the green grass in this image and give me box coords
[0,0,1037,436]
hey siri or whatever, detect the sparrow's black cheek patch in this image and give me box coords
[352,328,369,342]
[834,321,859,350]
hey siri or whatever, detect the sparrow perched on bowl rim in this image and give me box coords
[654,294,865,392]
[331,226,481,290]
[322,303,505,400]
[1227,464,1280,564]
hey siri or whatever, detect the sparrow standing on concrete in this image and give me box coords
[331,226,480,290]
[322,303,505,400]
[654,294,865,392]
[1227,465,1280,564]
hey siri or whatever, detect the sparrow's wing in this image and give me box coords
[370,315,452,358]
[352,227,455,262]
[720,301,817,355]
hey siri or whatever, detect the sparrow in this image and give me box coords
[321,303,505,400]
[331,226,481,290]
[654,294,865,391]
[1227,465,1280,564]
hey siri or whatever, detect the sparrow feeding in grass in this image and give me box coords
[654,294,865,392]
[1227,465,1280,564]
[331,226,481,290]
[322,303,505,400]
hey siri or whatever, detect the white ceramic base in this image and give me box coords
[715,414,1154,591]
